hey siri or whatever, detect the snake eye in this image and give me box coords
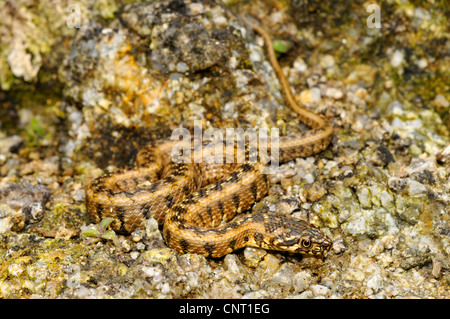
[301,239,311,248]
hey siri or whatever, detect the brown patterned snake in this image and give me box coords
[85,17,333,258]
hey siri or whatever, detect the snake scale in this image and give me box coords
[85,18,333,258]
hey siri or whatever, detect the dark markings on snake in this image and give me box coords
[164,231,171,244]
[229,171,240,183]
[165,176,175,184]
[254,232,264,244]
[213,181,223,192]
[198,188,208,198]
[183,197,198,205]
[179,239,189,253]
[228,238,237,250]
[183,184,191,195]
[197,211,205,226]
[172,205,188,215]
[206,206,213,221]
[217,201,225,215]
[165,194,175,208]
[170,214,185,224]
[232,193,240,209]
[204,242,215,255]
[149,182,160,193]
[96,204,103,215]
[171,167,186,176]
[227,222,240,229]
[119,221,127,234]
[253,213,265,224]
[143,206,151,218]
[122,190,136,199]
[250,181,258,200]
[115,205,125,218]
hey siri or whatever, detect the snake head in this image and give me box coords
[294,227,333,257]
[261,216,332,258]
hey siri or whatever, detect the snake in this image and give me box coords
[85,17,334,258]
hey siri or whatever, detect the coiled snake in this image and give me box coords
[85,18,333,258]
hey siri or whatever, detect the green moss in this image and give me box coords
[94,0,119,19]
[273,40,290,54]
[25,117,45,147]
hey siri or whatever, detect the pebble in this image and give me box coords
[296,290,314,299]
[305,183,326,202]
[187,3,204,16]
[355,87,369,100]
[357,187,372,209]
[213,16,227,26]
[386,101,404,115]
[293,271,312,292]
[343,210,374,236]
[8,263,25,277]
[379,190,394,209]
[0,134,23,155]
[416,58,428,69]
[120,238,132,252]
[142,248,173,265]
[145,217,161,238]
[268,263,295,288]
[366,273,383,293]
[390,49,405,67]
[319,54,335,69]
[299,87,321,105]
[248,38,264,58]
[142,266,164,283]
[433,94,449,108]
[400,158,436,177]
[436,144,450,164]
[293,57,307,72]
[344,64,377,86]
[431,259,443,278]
[387,177,406,192]
[0,183,51,211]
[0,183,51,231]
[130,251,140,260]
[406,179,427,196]
[303,173,315,184]
[391,117,422,131]
[332,238,346,255]
[0,204,14,234]
[413,8,431,22]
[176,62,188,73]
[261,254,281,277]
[310,284,329,296]
[243,247,267,267]
[384,79,394,89]
[325,87,344,99]
[224,254,246,281]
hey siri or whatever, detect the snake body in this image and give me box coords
[85,18,333,258]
